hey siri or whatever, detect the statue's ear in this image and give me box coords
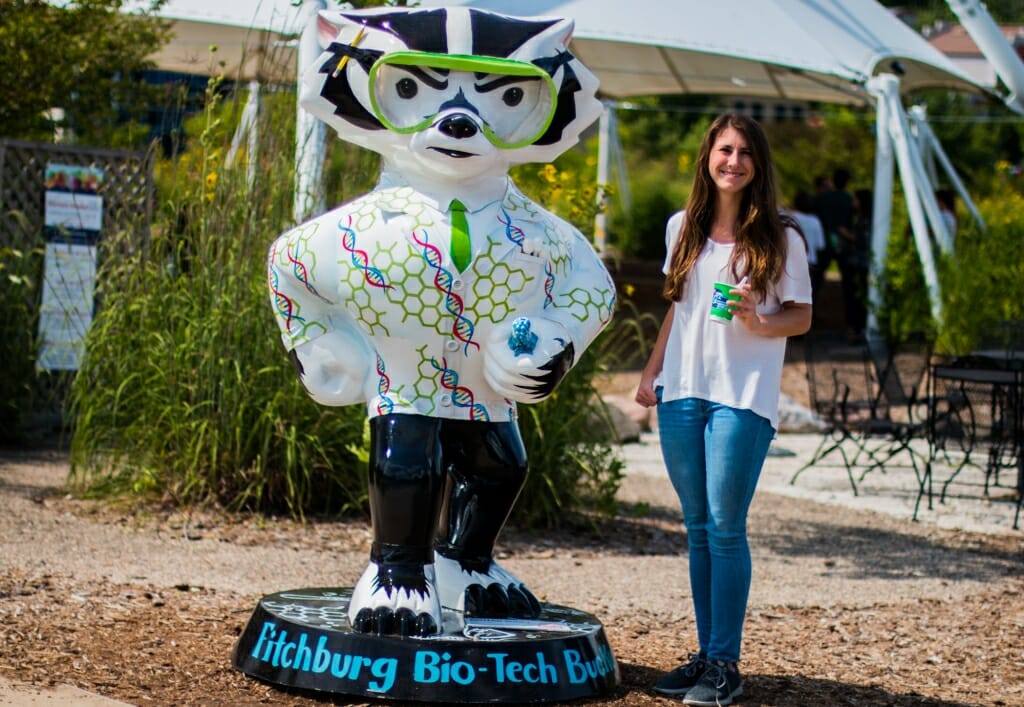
[517,16,575,54]
[551,18,575,50]
[316,10,347,47]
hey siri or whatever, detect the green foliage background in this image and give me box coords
[933,181,1024,354]
[68,82,372,517]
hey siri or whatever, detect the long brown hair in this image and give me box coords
[663,113,788,303]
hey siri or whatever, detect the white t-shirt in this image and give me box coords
[789,210,824,266]
[939,209,957,242]
[660,210,813,429]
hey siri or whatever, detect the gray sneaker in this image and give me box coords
[653,652,707,695]
[682,660,743,706]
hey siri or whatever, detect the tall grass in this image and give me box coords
[513,344,622,528]
[68,78,371,516]
[512,297,660,528]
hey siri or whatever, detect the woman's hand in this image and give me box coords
[729,282,759,331]
[634,369,659,408]
[634,304,673,408]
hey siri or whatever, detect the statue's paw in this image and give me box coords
[484,318,575,402]
[351,606,439,637]
[348,562,441,637]
[464,582,542,618]
[435,554,542,618]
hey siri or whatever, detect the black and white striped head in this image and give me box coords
[301,6,601,179]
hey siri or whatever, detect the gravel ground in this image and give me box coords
[1,435,1022,706]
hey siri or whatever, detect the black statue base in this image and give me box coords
[232,588,619,703]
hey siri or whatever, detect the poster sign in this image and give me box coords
[37,164,104,371]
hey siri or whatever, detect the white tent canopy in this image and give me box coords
[134,0,981,98]
[421,0,982,103]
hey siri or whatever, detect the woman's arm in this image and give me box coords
[731,285,811,338]
[634,304,674,408]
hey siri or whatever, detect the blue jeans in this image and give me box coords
[656,393,774,663]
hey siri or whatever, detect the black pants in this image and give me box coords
[368,413,528,572]
[838,260,868,334]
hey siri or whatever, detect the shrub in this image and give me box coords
[871,173,1024,354]
[934,175,1024,354]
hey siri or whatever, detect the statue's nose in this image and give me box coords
[437,115,478,140]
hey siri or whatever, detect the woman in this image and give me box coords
[635,113,812,707]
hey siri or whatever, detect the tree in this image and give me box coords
[0,0,171,146]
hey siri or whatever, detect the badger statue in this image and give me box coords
[268,6,615,637]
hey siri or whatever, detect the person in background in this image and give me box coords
[634,113,812,707]
[809,174,834,283]
[790,190,825,298]
[935,188,958,243]
[814,167,857,332]
[838,188,872,339]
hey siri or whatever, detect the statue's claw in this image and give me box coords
[348,562,442,636]
[435,553,542,618]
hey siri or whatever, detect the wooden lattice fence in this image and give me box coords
[0,139,154,250]
[0,140,154,440]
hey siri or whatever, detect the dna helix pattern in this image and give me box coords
[375,353,394,415]
[412,230,479,353]
[431,357,489,421]
[339,217,391,291]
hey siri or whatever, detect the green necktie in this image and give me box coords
[449,199,471,272]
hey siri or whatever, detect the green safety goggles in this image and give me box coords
[368,52,557,149]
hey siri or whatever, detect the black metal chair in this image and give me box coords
[791,331,890,495]
[970,321,1024,491]
[862,332,932,480]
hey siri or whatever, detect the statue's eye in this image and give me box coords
[502,87,524,107]
[396,78,418,99]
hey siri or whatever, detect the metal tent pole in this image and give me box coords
[593,99,614,253]
[872,74,945,326]
[908,104,985,231]
[947,0,1024,114]
[293,0,327,223]
[867,75,895,337]
[226,80,260,191]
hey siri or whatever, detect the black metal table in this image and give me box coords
[922,355,1023,529]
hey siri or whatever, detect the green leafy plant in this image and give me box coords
[934,176,1024,354]
[871,171,1024,354]
[0,0,171,147]
[513,343,625,528]
[504,160,632,527]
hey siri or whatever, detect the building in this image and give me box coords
[924,20,1024,89]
